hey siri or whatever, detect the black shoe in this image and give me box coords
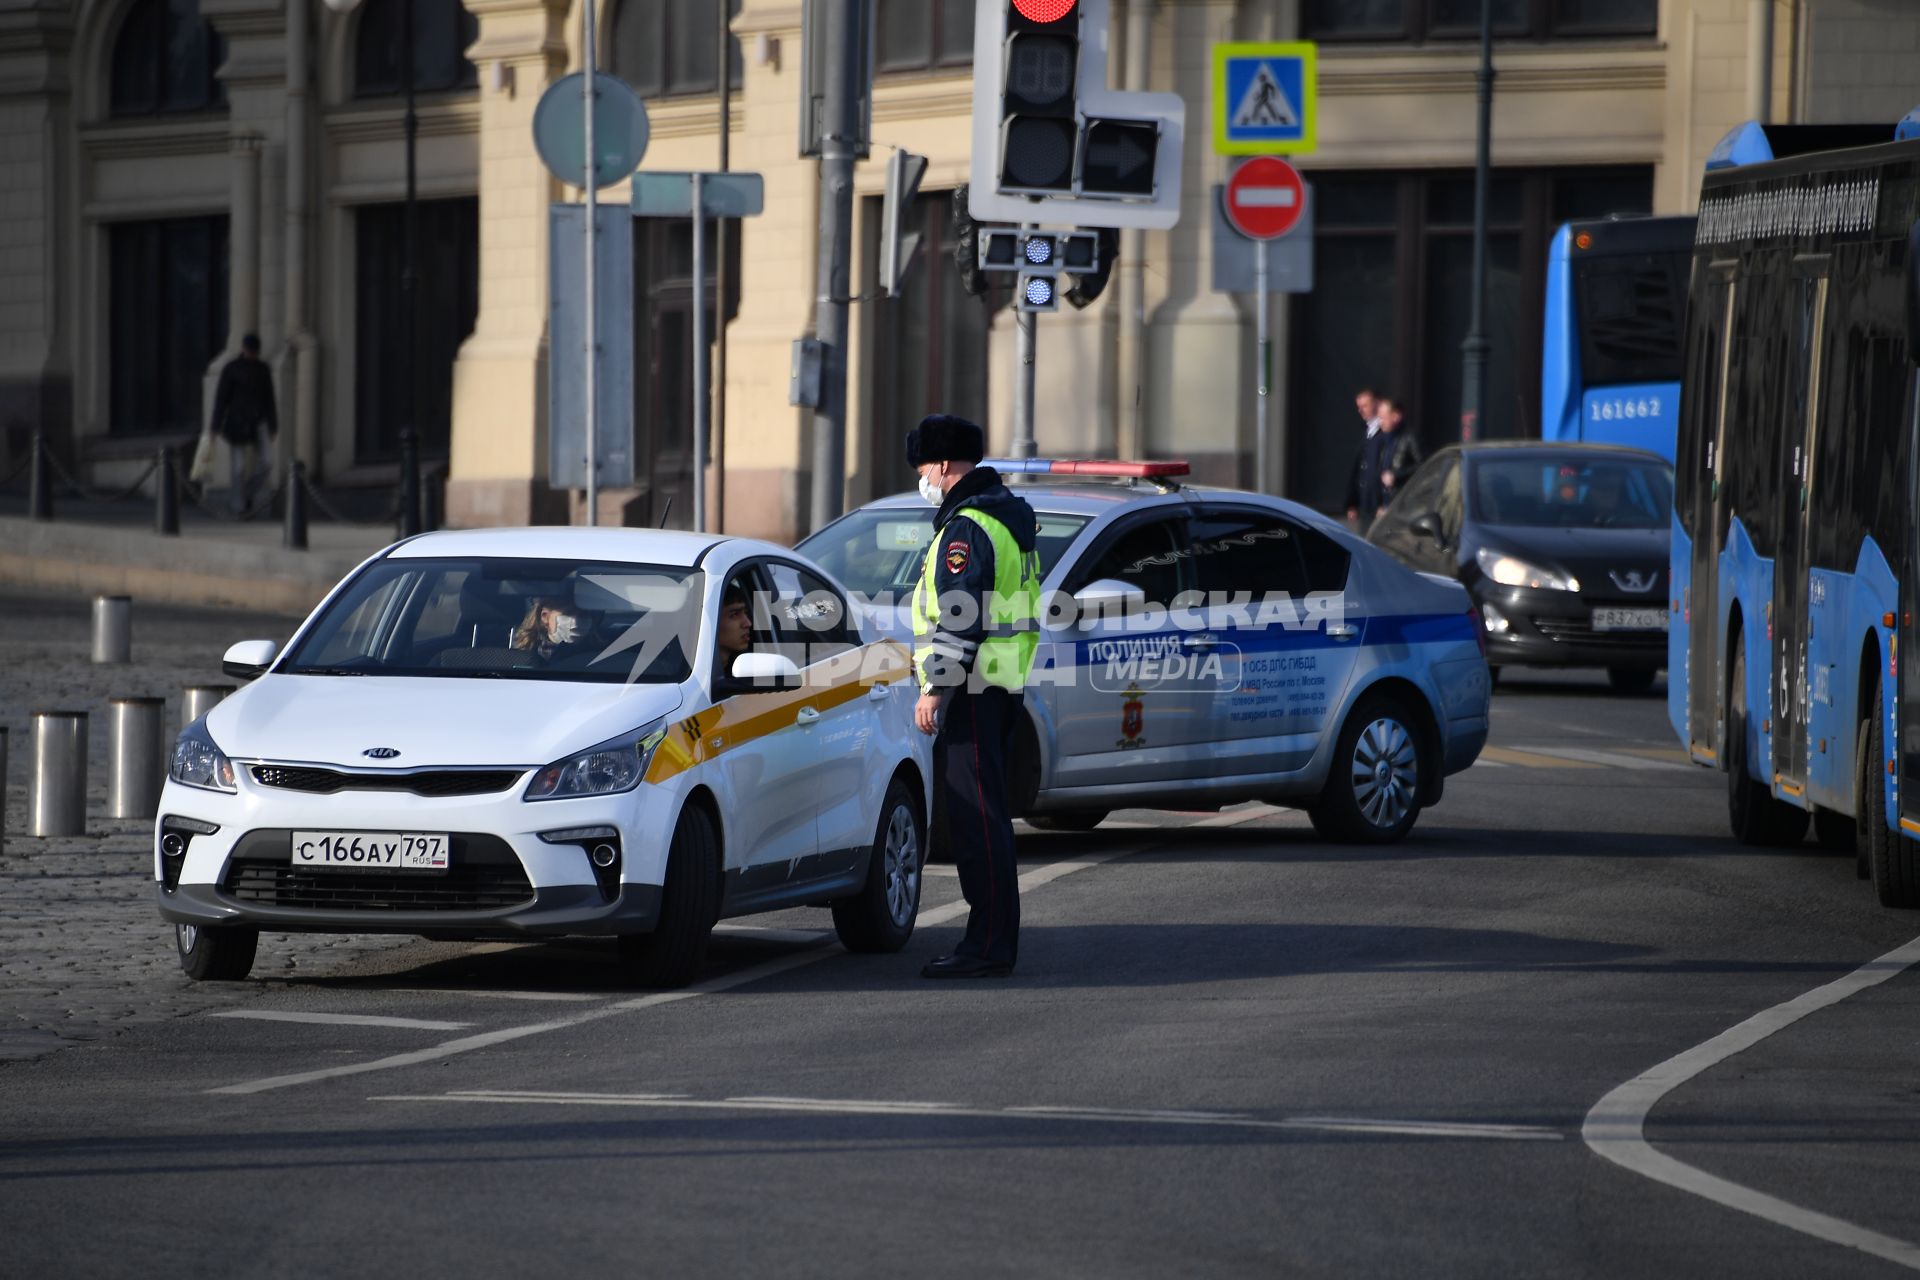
[920,954,1013,979]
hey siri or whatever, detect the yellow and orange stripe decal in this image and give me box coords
[644,641,914,784]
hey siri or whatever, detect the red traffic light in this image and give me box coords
[1013,0,1078,22]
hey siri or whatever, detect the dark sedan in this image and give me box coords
[1367,443,1672,693]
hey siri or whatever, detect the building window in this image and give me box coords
[612,0,743,99]
[1304,0,1655,41]
[1287,167,1652,511]
[110,0,227,116]
[109,216,229,437]
[876,0,973,73]
[863,191,999,493]
[353,0,479,97]
[629,216,741,527]
[354,198,478,460]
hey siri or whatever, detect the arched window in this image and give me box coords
[354,0,479,98]
[612,0,742,99]
[110,0,227,116]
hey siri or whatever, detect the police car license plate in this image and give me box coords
[291,831,449,871]
[1592,607,1666,632]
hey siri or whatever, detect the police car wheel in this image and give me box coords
[620,804,720,988]
[1308,694,1424,844]
[833,776,924,953]
[1026,810,1107,833]
[176,922,258,982]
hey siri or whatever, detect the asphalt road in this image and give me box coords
[4,638,1919,1278]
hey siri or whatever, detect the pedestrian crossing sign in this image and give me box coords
[1213,42,1317,156]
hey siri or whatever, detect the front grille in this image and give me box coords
[1532,617,1667,648]
[220,831,535,913]
[250,765,522,797]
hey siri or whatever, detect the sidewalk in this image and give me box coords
[0,486,395,615]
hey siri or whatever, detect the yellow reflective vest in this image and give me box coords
[912,508,1041,693]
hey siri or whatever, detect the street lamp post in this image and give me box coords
[1458,0,1494,444]
[326,0,421,531]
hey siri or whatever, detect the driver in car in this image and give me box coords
[716,582,753,680]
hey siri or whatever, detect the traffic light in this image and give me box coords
[879,148,928,297]
[1065,227,1119,309]
[970,0,1186,231]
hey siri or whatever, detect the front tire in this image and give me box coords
[1726,642,1808,847]
[1307,693,1426,844]
[833,776,924,953]
[176,922,257,982]
[1608,667,1657,695]
[1861,687,1920,906]
[620,804,720,988]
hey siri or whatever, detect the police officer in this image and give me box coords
[907,414,1042,979]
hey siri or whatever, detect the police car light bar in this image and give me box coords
[985,458,1191,478]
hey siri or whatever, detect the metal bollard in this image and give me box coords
[91,595,132,664]
[180,685,235,731]
[398,428,422,538]
[155,445,180,536]
[29,711,87,837]
[108,697,166,820]
[27,431,52,521]
[284,459,309,550]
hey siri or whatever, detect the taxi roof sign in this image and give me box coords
[1212,42,1316,156]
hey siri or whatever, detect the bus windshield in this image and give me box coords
[1470,456,1672,530]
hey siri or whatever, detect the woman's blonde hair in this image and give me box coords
[512,597,569,651]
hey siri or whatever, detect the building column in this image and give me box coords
[445,0,572,528]
[227,134,264,346]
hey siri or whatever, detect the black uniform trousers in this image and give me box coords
[937,684,1022,967]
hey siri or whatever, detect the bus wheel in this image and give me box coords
[1607,667,1657,695]
[1861,690,1920,907]
[1727,644,1808,847]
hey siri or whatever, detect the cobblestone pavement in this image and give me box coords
[0,589,415,1064]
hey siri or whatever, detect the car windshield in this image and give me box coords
[798,507,1091,599]
[1469,456,1672,530]
[279,558,703,683]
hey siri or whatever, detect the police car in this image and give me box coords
[155,527,930,986]
[799,460,1490,842]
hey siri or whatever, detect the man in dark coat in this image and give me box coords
[210,333,278,513]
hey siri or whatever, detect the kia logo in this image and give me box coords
[1610,570,1656,594]
[362,747,401,759]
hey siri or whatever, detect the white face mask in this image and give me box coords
[548,612,579,645]
[918,472,945,506]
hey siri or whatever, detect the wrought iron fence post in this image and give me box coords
[398,428,422,538]
[28,431,52,521]
[284,460,309,551]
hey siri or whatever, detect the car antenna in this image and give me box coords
[657,495,674,529]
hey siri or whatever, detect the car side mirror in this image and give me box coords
[1410,512,1445,544]
[730,651,803,688]
[1906,220,1920,366]
[221,639,278,681]
[1073,578,1149,624]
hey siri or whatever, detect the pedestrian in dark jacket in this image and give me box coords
[1375,398,1424,517]
[210,333,277,513]
[1344,386,1385,530]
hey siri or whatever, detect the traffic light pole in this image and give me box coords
[1013,223,1038,459]
[807,0,859,531]
[1458,0,1494,444]
[1255,236,1270,491]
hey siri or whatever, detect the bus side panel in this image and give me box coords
[1721,516,1776,787]
[1669,514,1691,748]
[1804,542,1896,814]
[1542,226,1579,445]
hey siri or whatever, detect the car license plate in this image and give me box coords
[1592,607,1667,632]
[291,831,449,872]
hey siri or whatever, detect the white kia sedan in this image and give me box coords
[155,527,929,987]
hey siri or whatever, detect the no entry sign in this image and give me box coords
[1223,156,1304,240]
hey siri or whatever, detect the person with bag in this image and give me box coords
[209,333,278,514]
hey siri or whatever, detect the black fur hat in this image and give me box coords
[904,414,985,468]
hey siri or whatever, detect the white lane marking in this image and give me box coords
[370,1089,1560,1140]
[1584,933,1920,1271]
[208,1010,473,1031]
[210,844,1145,1096]
[385,989,605,1003]
[1530,746,1687,772]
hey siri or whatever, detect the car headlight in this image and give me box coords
[170,720,237,793]
[525,721,669,801]
[1476,547,1580,593]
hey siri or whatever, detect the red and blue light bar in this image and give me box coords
[985,458,1190,478]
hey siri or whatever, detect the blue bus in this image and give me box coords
[1541,214,1695,461]
[1670,116,1920,905]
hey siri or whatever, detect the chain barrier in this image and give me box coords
[298,466,397,530]
[0,449,31,492]
[40,446,159,504]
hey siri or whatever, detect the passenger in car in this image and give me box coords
[513,594,597,665]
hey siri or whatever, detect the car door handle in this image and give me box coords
[867,683,891,702]
[1182,635,1218,650]
[796,706,822,726]
[1326,623,1359,640]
